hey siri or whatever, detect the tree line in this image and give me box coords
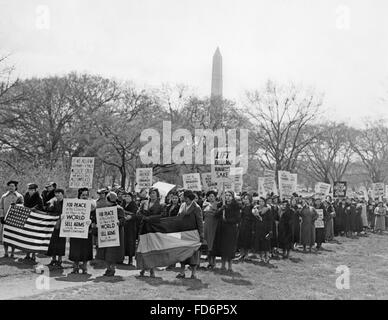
[0,57,387,192]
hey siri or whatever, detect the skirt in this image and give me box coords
[47,229,66,256]
[69,235,93,262]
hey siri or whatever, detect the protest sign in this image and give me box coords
[258,177,266,197]
[230,167,243,194]
[315,182,331,196]
[263,169,277,195]
[60,199,91,239]
[69,157,94,188]
[210,147,236,182]
[96,206,120,248]
[182,173,202,191]
[152,181,176,203]
[278,171,294,199]
[358,186,368,199]
[201,172,217,191]
[135,168,153,192]
[315,209,324,228]
[333,181,347,198]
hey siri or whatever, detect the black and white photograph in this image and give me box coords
[0,0,388,304]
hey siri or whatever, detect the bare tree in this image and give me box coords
[349,119,388,182]
[245,80,323,178]
[300,122,353,183]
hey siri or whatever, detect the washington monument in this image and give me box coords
[211,47,223,99]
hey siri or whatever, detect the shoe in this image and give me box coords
[139,270,145,277]
[71,267,80,274]
[47,260,57,267]
[190,274,198,279]
[176,273,185,279]
[150,270,156,278]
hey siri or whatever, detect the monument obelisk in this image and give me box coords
[211,47,222,99]
[210,47,223,124]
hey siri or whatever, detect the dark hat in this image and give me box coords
[282,199,289,204]
[28,183,38,190]
[7,180,18,186]
[183,190,196,201]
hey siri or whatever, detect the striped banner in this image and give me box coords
[136,214,201,269]
[3,205,58,253]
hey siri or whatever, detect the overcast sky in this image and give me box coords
[1,0,387,127]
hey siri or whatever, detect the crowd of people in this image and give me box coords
[0,179,387,279]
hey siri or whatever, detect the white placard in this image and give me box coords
[182,173,202,191]
[315,209,324,228]
[210,147,236,182]
[60,199,91,239]
[69,157,94,188]
[315,182,331,196]
[201,172,217,192]
[96,206,120,248]
[135,168,153,192]
[230,167,243,193]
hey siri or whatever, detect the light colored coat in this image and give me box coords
[0,191,24,243]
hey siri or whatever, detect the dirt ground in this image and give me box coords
[1,232,388,300]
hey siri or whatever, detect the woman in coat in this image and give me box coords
[374,201,386,234]
[314,198,326,250]
[270,196,280,256]
[212,191,241,272]
[278,200,294,259]
[121,192,138,266]
[324,197,335,242]
[95,192,126,277]
[252,197,273,263]
[176,190,204,279]
[138,188,164,277]
[46,189,66,269]
[69,188,95,274]
[299,198,318,253]
[23,183,44,262]
[290,197,301,249]
[202,190,219,269]
[237,193,254,261]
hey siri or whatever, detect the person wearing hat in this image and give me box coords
[314,198,327,250]
[237,193,254,262]
[175,190,204,279]
[374,201,386,234]
[68,188,95,274]
[278,199,294,259]
[0,180,24,258]
[95,191,126,276]
[121,191,138,267]
[252,197,273,263]
[23,183,44,262]
[137,187,164,277]
[269,195,280,258]
[41,182,57,211]
[202,190,219,269]
[46,188,66,268]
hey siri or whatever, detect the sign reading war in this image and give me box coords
[60,199,91,239]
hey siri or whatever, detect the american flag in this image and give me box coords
[3,205,59,253]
